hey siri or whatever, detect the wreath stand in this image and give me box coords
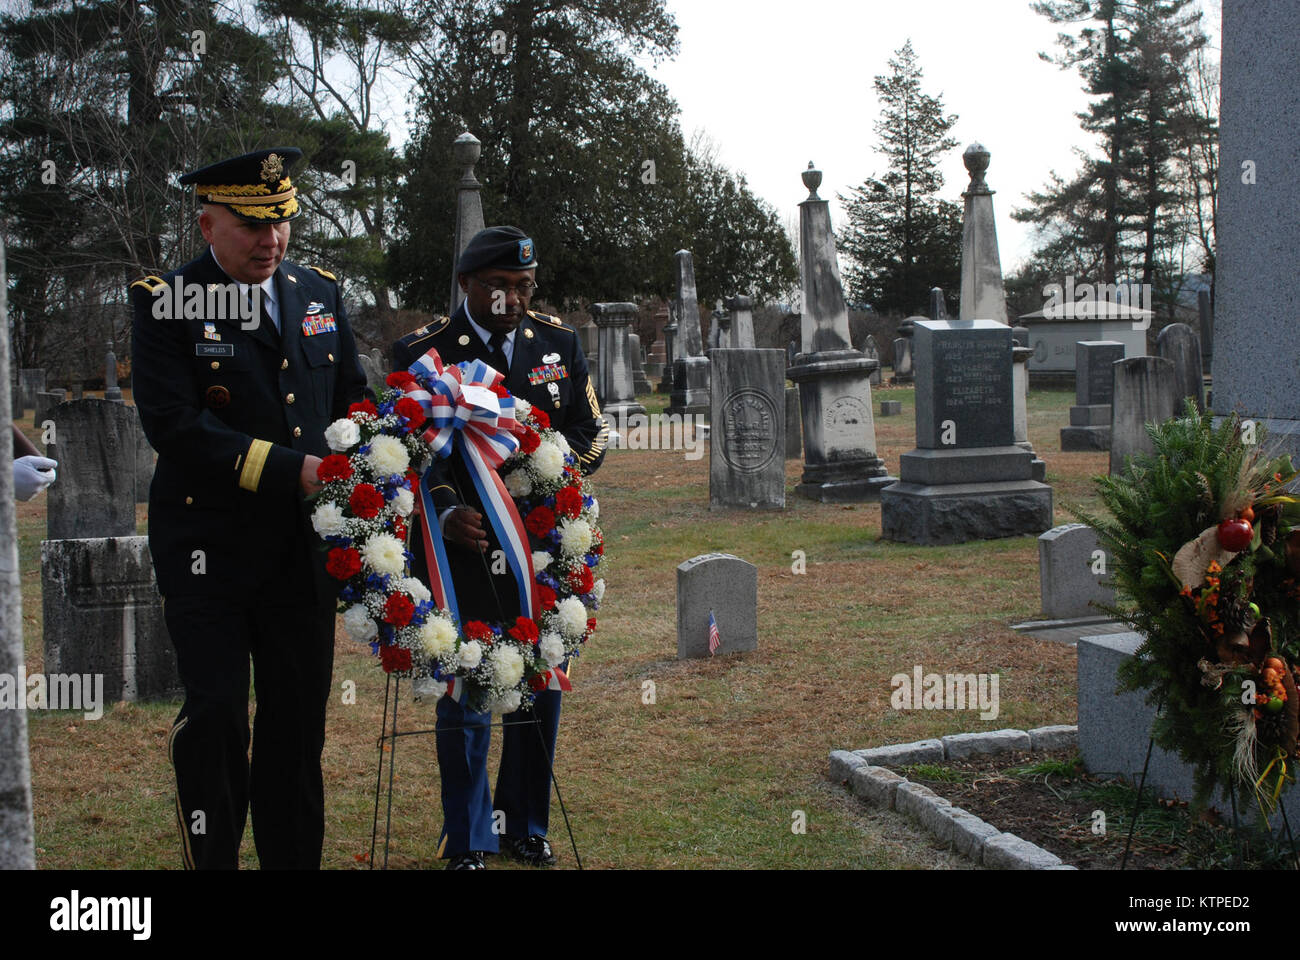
[367,671,584,870]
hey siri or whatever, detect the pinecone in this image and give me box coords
[1262,505,1279,546]
[1257,704,1290,746]
[1220,596,1252,636]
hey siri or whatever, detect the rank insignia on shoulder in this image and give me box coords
[203,323,221,341]
[307,265,337,281]
[302,314,337,336]
[130,275,167,294]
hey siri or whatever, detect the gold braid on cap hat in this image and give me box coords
[195,177,296,206]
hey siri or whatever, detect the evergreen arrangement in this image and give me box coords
[1076,402,1300,812]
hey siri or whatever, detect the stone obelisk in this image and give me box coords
[666,251,710,417]
[449,131,486,314]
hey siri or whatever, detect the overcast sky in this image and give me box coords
[647,0,1221,272]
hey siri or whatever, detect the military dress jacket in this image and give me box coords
[131,248,366,598]
[391,304,607,622]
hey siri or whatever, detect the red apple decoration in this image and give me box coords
[1217,518,1254,552]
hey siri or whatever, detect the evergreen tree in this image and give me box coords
[836,39,961,316]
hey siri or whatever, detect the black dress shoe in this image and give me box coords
[446,851,487,870]
[506,835,556,867]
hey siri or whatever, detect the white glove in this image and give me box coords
[14,455,57,501]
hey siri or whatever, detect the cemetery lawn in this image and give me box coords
[20,387,1116,869]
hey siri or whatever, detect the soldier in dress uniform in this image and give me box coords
[130,147,367,869]
[391,225,607,869]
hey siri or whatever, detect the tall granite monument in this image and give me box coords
[666,251,710,418]
[958,143,1008,326]
[448,132,486,314]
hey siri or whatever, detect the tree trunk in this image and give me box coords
[0,238,36,870]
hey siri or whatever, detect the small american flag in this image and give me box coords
[708,610,721,655]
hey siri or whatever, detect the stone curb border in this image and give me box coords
[830,725,1080,870]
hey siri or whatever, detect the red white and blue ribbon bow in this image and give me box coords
[403,349,539,640]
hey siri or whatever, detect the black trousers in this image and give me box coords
[163,583,336,870]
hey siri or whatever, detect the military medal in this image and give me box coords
[205,385,231,409]
[302,314,337,336]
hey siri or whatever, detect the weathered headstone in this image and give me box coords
[1061,341,1125,451]
[1197,289,1213,373]
[784,386,802,459]
[880,400,902,416]
[358,348,389,393]
[929,287,949,324]
[590,302,646,421]
[19,368,44,412]
[1109,356,1179,476]
[676,553,757,659]
[667,251,710,417]
[1038,524,1115,621]
[41,536,178,701]
[1212,0,1300,462]
[957,143,1008,325]
[628,333,653,395]
[657,320,677,394]
[45,399,138,540]
[893,318,923,384]
[709,349,785,510]
[103,342,122,402]
[1157,322,1204,413]
[881,319,1052,545]
[33,389,65,431]
[863,335,881,386]
[785,163,895,501]
[1012,342,1045,481]
[11,382,23,420]
[448,132,486,314]
[724,295,756,349]
[132,406,154,504]
[69,382,83,401]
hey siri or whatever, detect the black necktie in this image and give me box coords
[488,332,510,377]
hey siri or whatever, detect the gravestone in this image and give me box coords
[19,368,44,412]
[863,335,881,386]
[11,382,22,419]
[1157,322,1204,413]
[103,342,122,402]
[667,251,710,417]
[1110,356,1179,476]
[1197,289,1213,374]
[957,144,1008,325]
[33,389,65,431]
[724,295,756,349]
[881,319,1052,545]
[448,132,486,314]
[929,287,949,323]
[709,303,729,351]
[45,399,138,540]
[785,163,895,501]
[69,382,83,401]
[784,386,802,459]
[41,536,178,701]
[133,406,154,504]
[1038,524,1115,621]
[892,335,914,384]
[1011,342,1045,481]
[590,302,646,421]
[880,400,902,416]
[628,333,653,395]
[657,320,678,394]
[709,349,785,510]
[676,553,757,659]
[358,348,389,393]
[1061,341,1125,451]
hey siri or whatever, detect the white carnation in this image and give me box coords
[554,433,571,455]
[419,616,457,658]
[325,418,360,452]
[489,645,525,688]
[539,632,566,667]
[532,551,551,572]
[342,604,376,642]
[400,577,431,603]
[515,397,532,420]
[504,469,533,498]
[311,501,347,537]
[367,434,410,477]
[592,578,606,602]
[557,597,588,639]
[361,533,406,575]
[532,440,565,480]
[589,497,599,519]
[558,518,593,556]
[392,487,414,517]
[457,640,483,670]
[490,690,522,714]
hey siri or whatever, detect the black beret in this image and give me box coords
[456,225,539,274]
[181,147,303,223]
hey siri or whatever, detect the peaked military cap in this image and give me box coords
[180,147,303,223]
[456,225,539,274]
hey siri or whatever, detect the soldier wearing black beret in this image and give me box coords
[131,147,367,869]
[392,225,607,869]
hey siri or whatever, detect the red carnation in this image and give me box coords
[554,486,583,518]
[348,399,378,418]
[405,468,420,491]
[393,517,407,542]
[386,372,415,387]
[567,566,594,594]
[348,484,384,519]
[383,593,415,627]
[326,547,361,580]
[592,531,604,556]
[519,427,541,454]
[317,454,354,484]
[464,621,494,642]
[395,397,425,430]
[491,384,511,399]
[508,617,539,644]
[532,409,551,429]
[380,643,412,673]
[586,617,597,634]
[525,506,556,538]
[537,583,557,610]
